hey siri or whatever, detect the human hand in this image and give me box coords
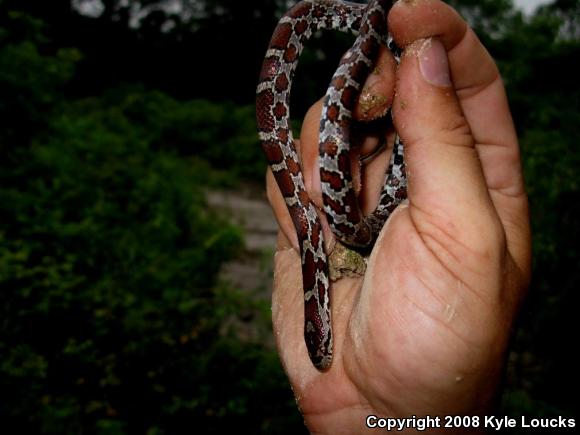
[266,0,531,433]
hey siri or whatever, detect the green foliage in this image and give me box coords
[448,0,517,39]
[0,9,305,434]
[470,0,580,418]
[0,86,305,434]
[0,11,81,147]
[40,85,264,184]
[95,87,266,182]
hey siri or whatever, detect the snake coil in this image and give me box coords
[256,0,407,371]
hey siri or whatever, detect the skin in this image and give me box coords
[265,1,531,433]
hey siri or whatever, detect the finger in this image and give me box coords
[301,100,393,220]
[301,100,325,208]
[389,0,530,274]
[266,138,336,252]
[300,100,361,209]
[353,45,397,121]
[266,160,300,250]
[303,46,397,209]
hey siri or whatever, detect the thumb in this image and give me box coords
[393,38,503,254]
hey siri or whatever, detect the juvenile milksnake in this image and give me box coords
[256,0,407,371]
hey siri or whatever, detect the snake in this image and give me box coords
[256,0,407,371]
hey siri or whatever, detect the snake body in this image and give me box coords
[256,0,407,371]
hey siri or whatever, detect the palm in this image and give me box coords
[272,200,516,430]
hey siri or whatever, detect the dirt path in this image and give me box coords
[206,187,278,294]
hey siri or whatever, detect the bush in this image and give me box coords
[84,86,267,184]
[0,95,304,433]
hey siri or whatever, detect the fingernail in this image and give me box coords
[359,89,390,120]
[418,38,451,87]
[358,59,393,120]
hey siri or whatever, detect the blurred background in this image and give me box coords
[0,0,578,433]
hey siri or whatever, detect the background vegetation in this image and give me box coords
[0,0,578,433]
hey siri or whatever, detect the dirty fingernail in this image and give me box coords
[359,87,390,120]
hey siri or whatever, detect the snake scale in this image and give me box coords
[256,0,407,371]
